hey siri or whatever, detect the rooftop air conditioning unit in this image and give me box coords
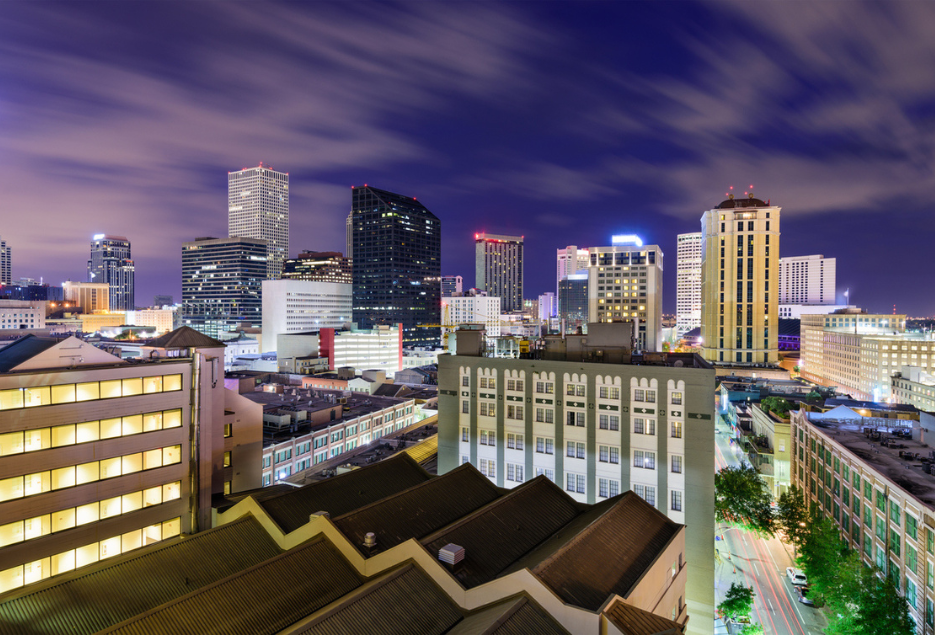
[438,543,465,565]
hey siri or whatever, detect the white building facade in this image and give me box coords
[538,292,557,321]
[228,163,289,280]
[676,232,701,336]
[442,295,502,338]
[0,301,45,331]
[261,279,352,353]
[556,246,590,298]
[779,255,836,305]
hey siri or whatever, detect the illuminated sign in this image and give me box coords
[611,234,643,247]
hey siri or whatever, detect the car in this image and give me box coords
[786,567,807,586]
[794,584,814,605]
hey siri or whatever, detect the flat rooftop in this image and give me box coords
[804,414,935,507]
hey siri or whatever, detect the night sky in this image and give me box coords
[2,2,934,315]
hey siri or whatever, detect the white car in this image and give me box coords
[786,567,807,586]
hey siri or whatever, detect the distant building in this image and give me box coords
[701,195,780,364]
[778,303,853,319]
[181,237,266,339]
[228,163,289,279]
[556,245,589,298]
[440,275,462,296]
[779,254,835,305]
[348,186,440,347]
[475,233,523,313]
[0,327,262,595]
[276,324,403,375]
[126,309,176,335]
[88,235,134,311]
[538,291,556,320]
[281,251,351,284]
[153,294,173,307]
[585,237,663,351]
[0,300,45,330]
[261,279,352,353]
[443,294,501,341]
[676,232,702,336]
[0,236,10,285]
[0,282,63,303]
[893,366,935,411]
[63,281,110,313]
[558,274,588,334]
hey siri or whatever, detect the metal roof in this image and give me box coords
[604,598,684,635]
[0,334,60,372]
[447,596,570,635]
[146,326,226,349]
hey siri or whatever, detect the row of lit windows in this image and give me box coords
[0,445,182,502]
[0,481,181,548]
[0,374,183,411]
[0,409,182,456]
[0,517,181,594]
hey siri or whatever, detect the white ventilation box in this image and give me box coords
[438,543,465,565]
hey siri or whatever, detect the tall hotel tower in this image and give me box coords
[348,186,441,347]
[675,233,702,336]
[88,235,134,311]
[0,236,10,285]
[700,194,780,364]
[475,233,523,313]
[228,163,289,279]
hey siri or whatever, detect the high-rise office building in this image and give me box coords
[676,233,702,336]
[261,279,353,353]
[88,235,134,311]
[556,246,589,298]
[153,295,174,307]
[538,292,556,321]
[181,237,266,339]
[0,236,10,285]
[281,251,352,284]
[585,237,663,351]
[779,254,836,305]
[700,195,780,364]
[63,282,110,313]
[440,275,463,296]
[475,233,523,313]
[349,186,441,347]
[228,163,289,280]
[558,274,588,334]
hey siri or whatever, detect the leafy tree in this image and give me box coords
[793,365,800,373]
[759,396,793,418]
[776,486,809,548]
[805,390,822,402]
[718,583,755,622]
[851,567,914,635]
[738,625,764,635]
[714,465,775,537]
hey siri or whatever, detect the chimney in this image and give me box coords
[362,531,379,556]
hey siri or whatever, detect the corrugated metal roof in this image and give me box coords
[261,453,432,533]
[533,492,682,611]
[333,463,501,555]
[294,564,462,635]
[101,537,362,635]
[0,335,59,372]
[145,326,226,349]
[446,596,570,635]
[421,476,581,588]
[0,516,281,635]
[604,598,684,635]
[402,434,438,465]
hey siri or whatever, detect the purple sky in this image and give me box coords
[2,2,935,314]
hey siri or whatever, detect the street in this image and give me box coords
[714,415,827,635]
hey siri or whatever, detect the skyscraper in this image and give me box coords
[181,237,266,338]
[88,235,134,311]
[0,236,10,285]
[676,232,702,336]
[700,194,780,364]
[440,275,463,296]
[281,251,352,284]
[475,233,523,313]
[779,254,836,305]
[228,163,289,279]
[556,245,589,298]
[349,186,441,347]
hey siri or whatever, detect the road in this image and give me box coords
[714,415,827,635]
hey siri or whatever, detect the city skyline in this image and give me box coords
[2,3,935,315]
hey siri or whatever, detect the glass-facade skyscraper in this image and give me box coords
[88,234,134,311]
[228,163,289,280]
[0,236,10,285]
[475,233,523,313]
[181,237,266,338]
[558,274,588,334]
[349,186,440,347]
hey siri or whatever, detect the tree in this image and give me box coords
[776,486,809,548]
[714,465,775,537]
[738,625,764,635]
[759,396,793,418]
[851,567,914,635]
[718,583,755,622]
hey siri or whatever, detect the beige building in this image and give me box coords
[700,195,780,365]
[585,239,663,351]
[0,301,45,331]
[63,281,110,313]
[126,309,176,334]
[792,408,935,633]
[893,367,935,412]
[748,403,792,499]
[799,310,932,401]
[0,327,261,595]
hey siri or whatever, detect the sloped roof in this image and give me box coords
[604,598,684,635]
[332,463,501,555]
[146,326,225,349]
[294,564,461,635]
[260,453,432,533]
[0,335,63,372]
[447,596,570,635]
[101,537,361,635]
[0,516,281,635]
[533,492,681,611]
[421,476,581,588]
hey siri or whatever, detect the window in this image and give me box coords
[462,401,469,414]
[545,409,554,424]
[599,478,609,498]
[536,467,555,482]
[671,491,683,511]
[645,390,656,402]
[599,386,620,400]
[634,389,644,402]
[480,430,495,447]
[634,418,644,434]
[608,416,619,431]
[672,455,682,473]
[634,450,643,468]
[223,451,231,468]
[507,433,524,450]
[633,451,655,470]
[507,405,524,420]
[671,421,682,438]
[566,411,584,427]
[506,463,524,483]
[461,427,469,442]
[223,423,232,438]
[599,446,609,462]
[462,376,469,387]
[671,392,682,405]
[907,514,918,541]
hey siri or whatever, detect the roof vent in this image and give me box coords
[310,511,330,521]
[438,543,465,565]
[363,532,377,549]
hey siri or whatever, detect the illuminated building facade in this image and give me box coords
[0,236,9,285]
[260,279,352,353]
[281,251,351,284]
[779,254,836,305]
[63,281,110,313]
[228,163,289,280]
[181,237,266,339]
[700,195,780,364]
[556,245,590,299]
[476,233,523,313]
[676,232,702,336]
[348,186,441,347]
[558,274,588,334]
[440,275,462,296]
[88,235,134,311]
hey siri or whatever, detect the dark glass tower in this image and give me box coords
[181,237,266,338]
[88,235,134,311]
[349,186,441,347]
[559,274,589,334]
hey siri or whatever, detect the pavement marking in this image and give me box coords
[767,598,774,611]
